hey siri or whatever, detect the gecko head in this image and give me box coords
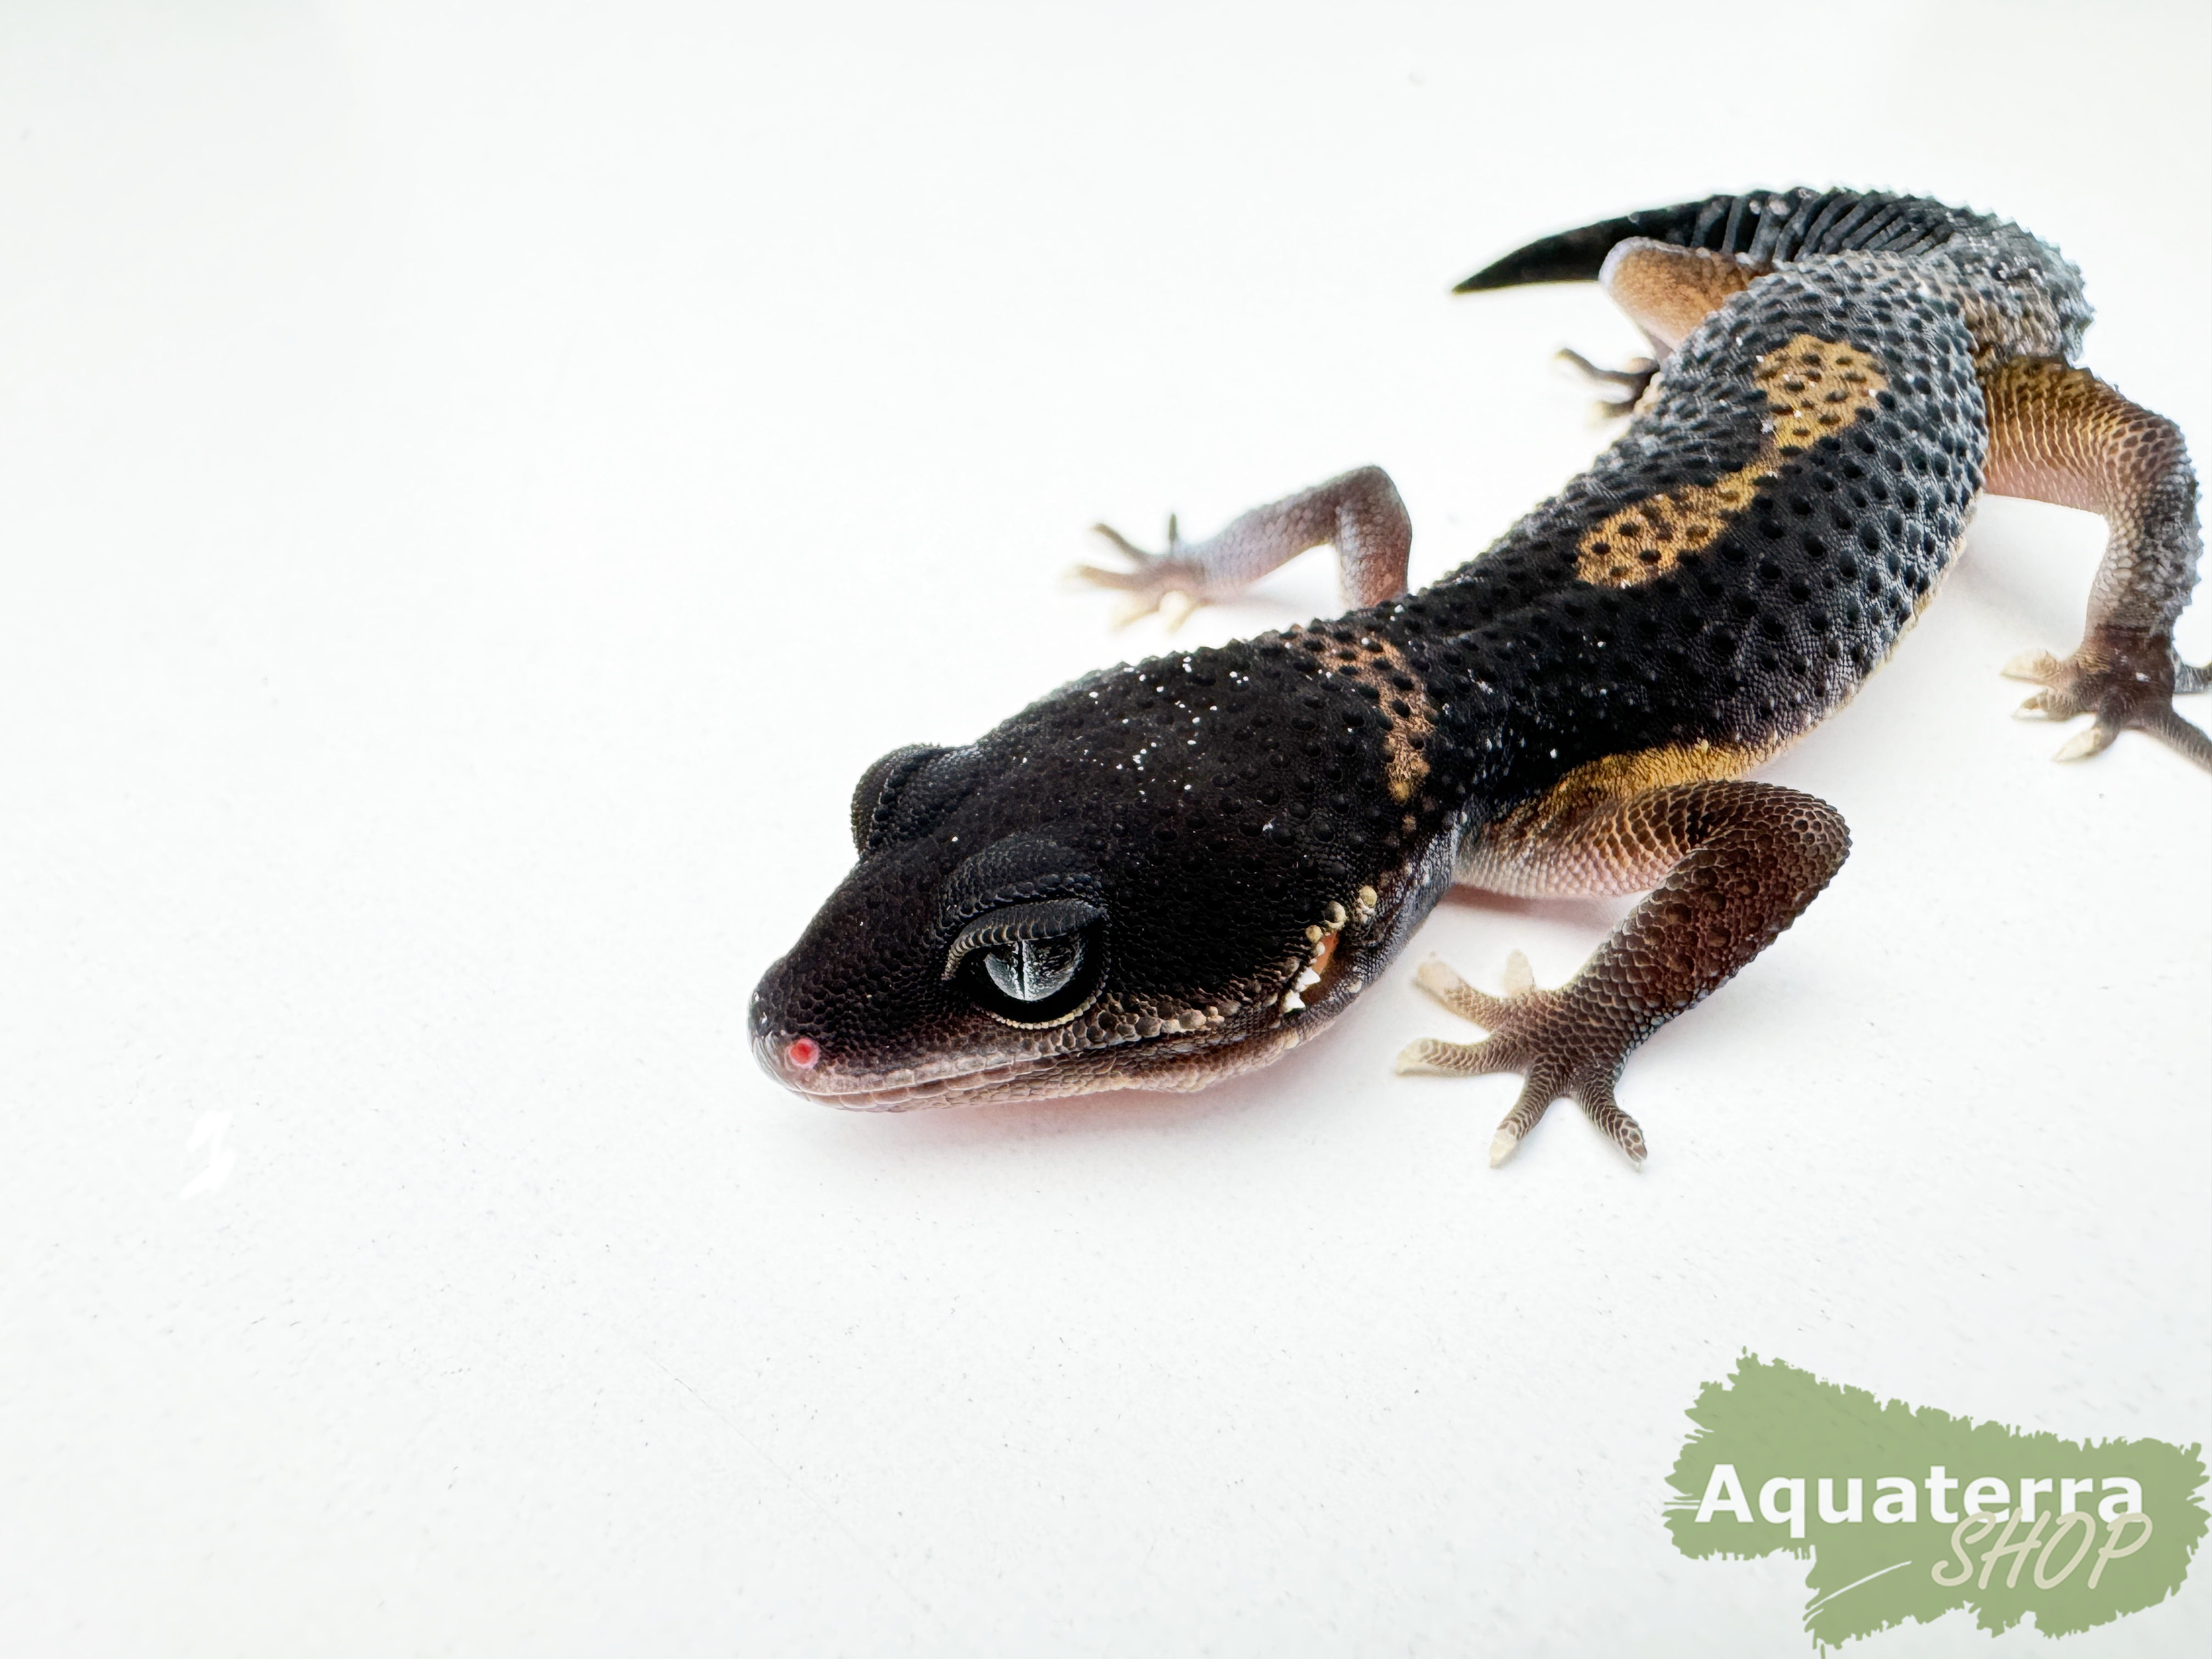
[750,676,1424,1110]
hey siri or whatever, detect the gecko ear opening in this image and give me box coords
[849,744,949,856]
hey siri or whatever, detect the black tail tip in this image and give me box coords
[1449,220,1630,295]
[1451,266,1517,294]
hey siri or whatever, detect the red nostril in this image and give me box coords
[786,1037,820,1070]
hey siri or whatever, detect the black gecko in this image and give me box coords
[751,188,2206,1167]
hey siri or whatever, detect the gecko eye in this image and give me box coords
[943,898,1108,1026]
[982,934,1084,1003]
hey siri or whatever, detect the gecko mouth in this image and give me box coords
[751,1012,1314,1112]
[754,1038,1062,1110]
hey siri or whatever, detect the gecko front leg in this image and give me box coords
[1403,777,1850,1168]
[1074,465,1412,626]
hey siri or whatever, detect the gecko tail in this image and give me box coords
[1453,189,1979,293]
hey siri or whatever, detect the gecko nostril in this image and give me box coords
[786,1037,821,1070]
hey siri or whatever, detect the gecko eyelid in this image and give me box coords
[941,899,1106,980]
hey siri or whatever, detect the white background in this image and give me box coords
[2,2,2206,1653]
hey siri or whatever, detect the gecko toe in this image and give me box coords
[1395,1035,1511,1077]
[1555,347,1658,419]
[2001,647,2063,685]
[2142,705,2212,770]
[2051,719,2120,762]
[1573,1073,1648,1168]
[1414,952,1539,1026]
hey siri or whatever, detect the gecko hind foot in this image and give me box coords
[1394,952,1648,1170]
[2003,635,2212,770]
[1070,517,1208,630]
[1556,348,1658,420]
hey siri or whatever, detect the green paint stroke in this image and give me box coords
[1663,1355,2205,1648]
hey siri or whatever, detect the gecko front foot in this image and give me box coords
[1071,517,1209,630]
[1556,347,1659,419]
[1395,952,1649,1170]
[2004,630,2212,770]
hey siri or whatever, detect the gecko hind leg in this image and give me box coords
[1075,465,1413,628]
[1544,240,1763,424]
[1983,358,2210,769]
[1398,779,1850,1170]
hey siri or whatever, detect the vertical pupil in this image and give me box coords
[985,934,1084,1002]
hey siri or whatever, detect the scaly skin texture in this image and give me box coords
[751,189,2206,1166]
